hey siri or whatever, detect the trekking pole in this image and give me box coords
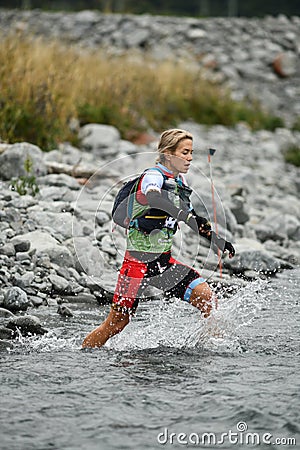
[208,148,223,279]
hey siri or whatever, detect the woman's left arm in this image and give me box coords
[191,209,235,258]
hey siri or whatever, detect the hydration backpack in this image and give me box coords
[111,167,167,229]
[111,176,141,228]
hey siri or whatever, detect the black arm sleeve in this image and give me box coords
[146,190,181,218]
[146,191,200,234]
[146,192,236,255]
[191,209,212,240]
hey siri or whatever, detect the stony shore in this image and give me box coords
[0,122,300,341]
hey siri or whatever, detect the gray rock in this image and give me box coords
[72,237,104,277]
[0,142,47,181]
[34,254,52,269]
[100,235,117,257]
[95,211,111,226]
[79,124,120,152]
[0,327,14,340]
[260,213,300,241]
[38,173,81,190]
[38,186,77,202]
[27,210,75,240]
[29,296,44,307]
[124,28,150,47]
[44,143,83,166]
[3,287,32,312]
[235,61,264,80]
[13,230,74,268]
[7,195,38,209]
[57,304,73,317]
[12,272,35,290]
[2,208,23,233]
[254,224,286,243]
[6,315,48,336]
[187,28,207,40]
[11,238,31,253]
[52,265,70,280]
[118,139,141,155]
[230,196,249,225]
[61,293,98,305]
[0,243,15,257]
[264,240,300,266]
[224,238,285,274]
[15,252,31,262]
[48,274,69,293]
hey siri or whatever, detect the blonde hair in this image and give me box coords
[156,128,193,163]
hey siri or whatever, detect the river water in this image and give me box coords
[0,269,299,450]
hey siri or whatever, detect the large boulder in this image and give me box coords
[72,236,104,277]
[3,286,32,313]
[27,211,76,240]
[0,142,47,181]
[259,213,300,241]
[78,124,121,158]
[6,315,48,337]
[12,230,74,268]
[224,238,287,274]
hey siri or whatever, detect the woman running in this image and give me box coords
[82,128,235,348]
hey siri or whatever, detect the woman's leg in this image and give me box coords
[82,251,147,349]
[159,255,216,318]
[188,281,215,318]
[82,307,129,348]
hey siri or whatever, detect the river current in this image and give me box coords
[0,269,299,450]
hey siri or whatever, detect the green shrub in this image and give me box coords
[10,156,40,196]
[284,145,300,167]
[0,96,64,151]
[292,117,300,132]
[77,103,144,137]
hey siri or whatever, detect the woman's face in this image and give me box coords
[165,138,193,175]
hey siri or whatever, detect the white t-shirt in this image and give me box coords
[141,169,188,195]
[141,169,164,195]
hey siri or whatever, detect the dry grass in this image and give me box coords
[0,34,284,150]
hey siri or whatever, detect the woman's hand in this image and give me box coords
[211,232,235,258]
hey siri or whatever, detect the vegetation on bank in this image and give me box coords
[284,119,300,167]
[10,156,40,196]
[0,35,285,151]
[284,145,300,167]
[292,117,300,132]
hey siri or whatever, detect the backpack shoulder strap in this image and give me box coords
[127,174,143,222]
[177,173,187,185]
[143,166,168,179]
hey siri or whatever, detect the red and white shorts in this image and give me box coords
[112,250,206,314]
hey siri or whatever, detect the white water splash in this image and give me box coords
[7,329,81,354]
[5,277,270,354]
[107,277,269,353]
